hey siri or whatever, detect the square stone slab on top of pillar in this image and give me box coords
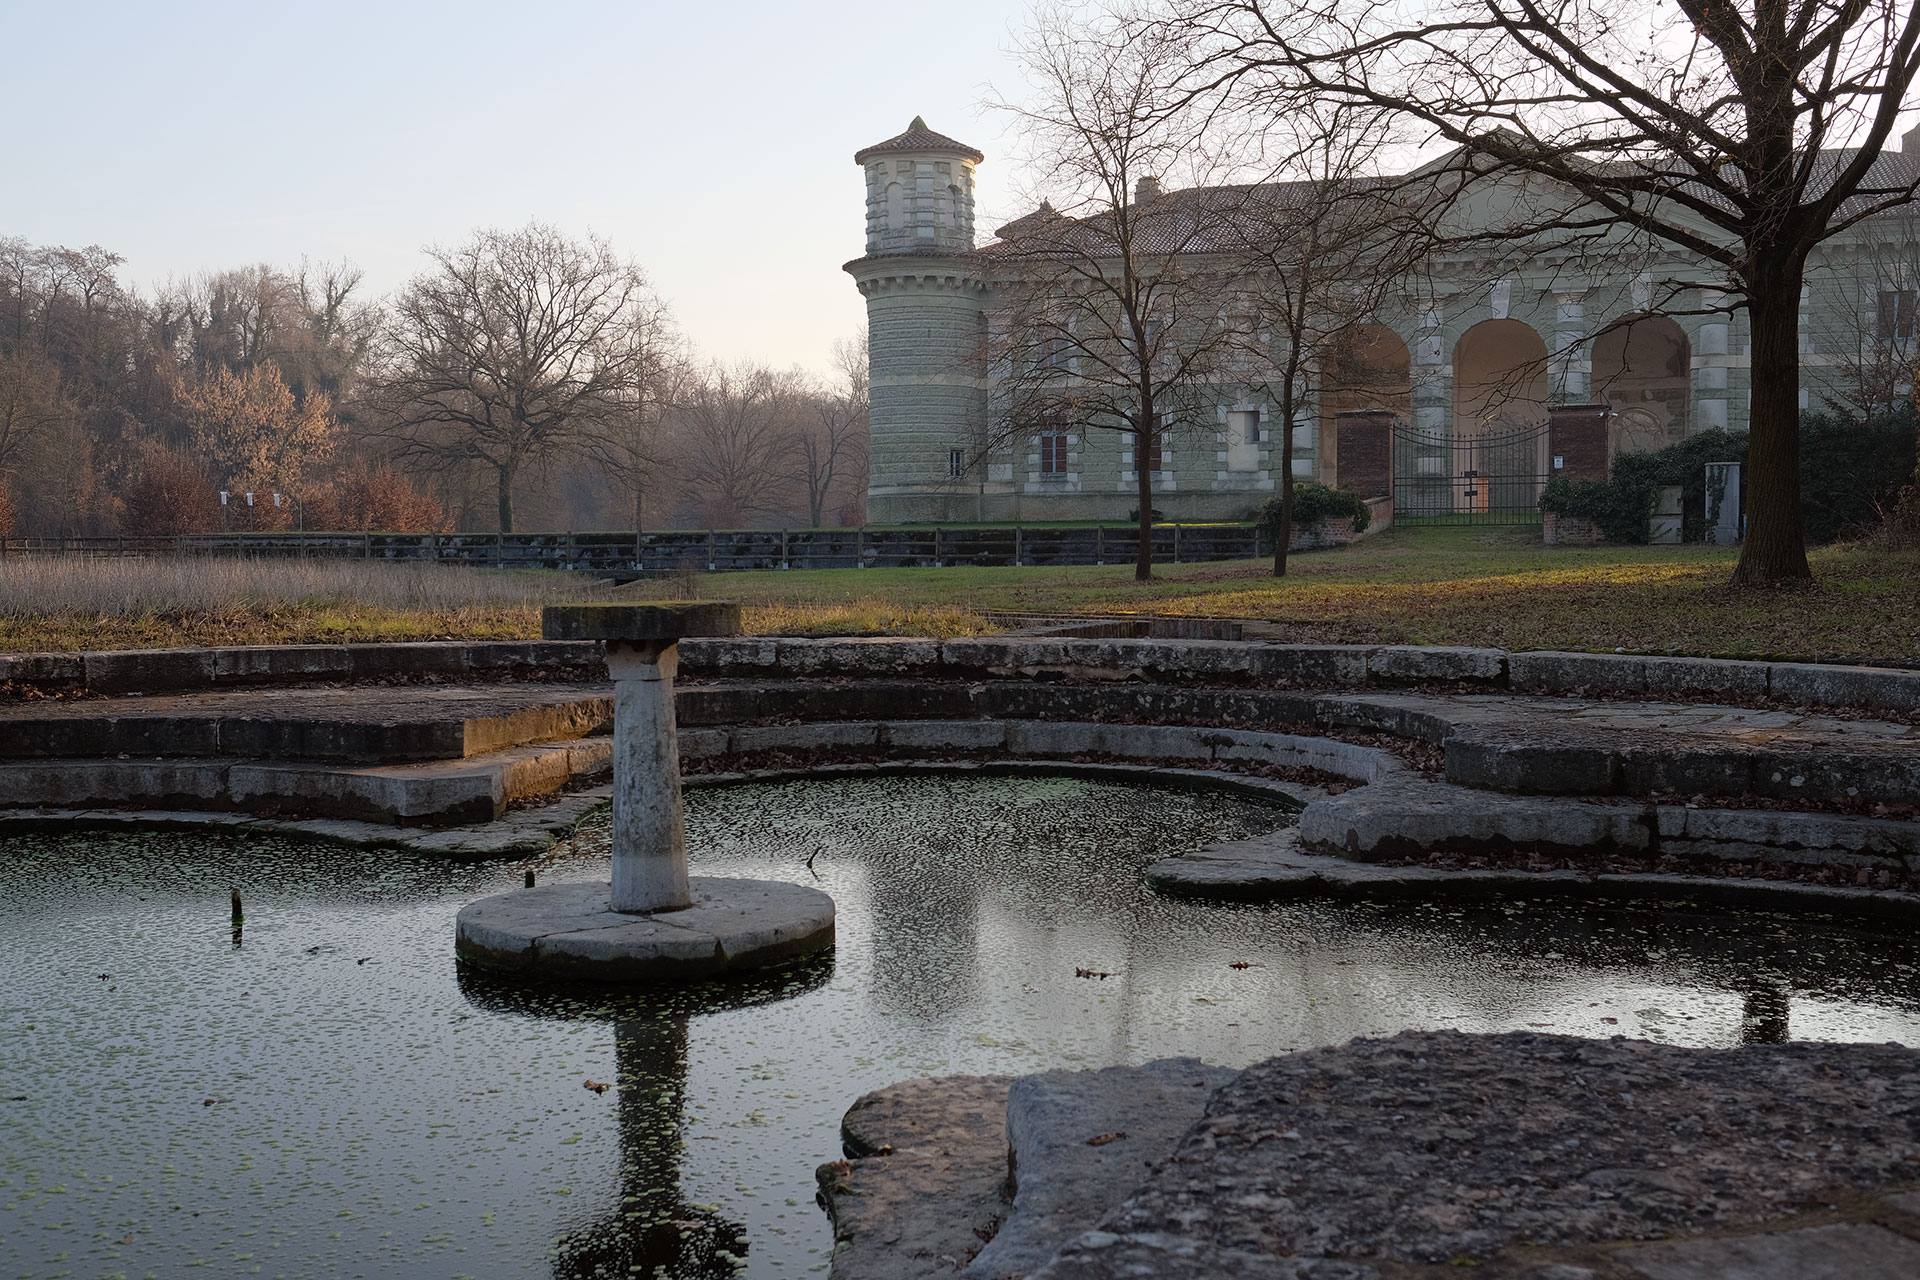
[541,602,743,643]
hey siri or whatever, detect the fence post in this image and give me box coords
[780,528,789,570]
[1013,525,1023,567]
[1173,523,1182,564]
[1095,526,1104,565]
[856,527,867,568]
[707,529,717,572]
[363,532,372,560]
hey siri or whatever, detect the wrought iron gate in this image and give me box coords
[1391,422,1550,524]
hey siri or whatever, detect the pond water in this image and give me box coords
[4,772,1920,1280]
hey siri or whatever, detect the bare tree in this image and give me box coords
[1164,0,1920,584]
[373,223,664,532]
[990,4,1248,580]
[667,362,808,527]
[581,294,685,532]
[1222,98,1431,574]
[796,332,870,527]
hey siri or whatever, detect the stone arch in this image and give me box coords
[1452,318,1549,437]
[1318,323,1410,490]
[1591,314,1690,455]
[1450,319,1549,513]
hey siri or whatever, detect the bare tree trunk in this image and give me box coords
[1732,257,1813,585]
[496,460,516,534]
[1274,434,1294,577]
[1135,422,1155,581]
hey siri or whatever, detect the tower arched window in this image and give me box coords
[948,185,963,229]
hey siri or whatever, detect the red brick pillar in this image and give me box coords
[1334,410,1394,499]
[1549,404,1611,483]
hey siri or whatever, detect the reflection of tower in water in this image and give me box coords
[457,959,832,1279]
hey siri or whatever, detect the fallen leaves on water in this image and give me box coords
[1228,961,1265,970]
[583,1079,611,1094]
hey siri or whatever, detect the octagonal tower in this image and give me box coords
[846,117,992,523]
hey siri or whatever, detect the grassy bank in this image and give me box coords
[629,525,1920,661]
[0,527,1914,660]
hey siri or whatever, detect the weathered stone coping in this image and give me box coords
[0,640,603,696]
[1150,827,1920,921]
[678,637,1920,716]
[6,636,1917,716]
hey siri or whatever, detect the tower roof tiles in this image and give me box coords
[855,116,985,165]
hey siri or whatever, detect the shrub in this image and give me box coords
[1255,483,1371,536]
[1538,410,1917,545]
[121,446,220,535]
[302,464,448,533]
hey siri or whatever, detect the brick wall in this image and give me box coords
[1334,411,1394,499]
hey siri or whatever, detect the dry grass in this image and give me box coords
[0,557,575,651]
[3,527,1916,661]
[0,556,999,652]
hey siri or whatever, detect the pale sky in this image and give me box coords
[3,0,1035,375]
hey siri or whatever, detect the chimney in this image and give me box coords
[1134,175,1162,204]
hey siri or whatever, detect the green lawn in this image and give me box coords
[653,525,1920,661]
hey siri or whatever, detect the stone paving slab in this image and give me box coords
[965,1059,1238,1280]
[0,682,612,762]
[820,1075,1016,1280]
[0,738,612,825]
[1084,1032,1920,1269]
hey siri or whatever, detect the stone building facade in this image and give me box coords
[846,117,1920,525]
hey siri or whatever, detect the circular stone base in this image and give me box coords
[455,876,835,983]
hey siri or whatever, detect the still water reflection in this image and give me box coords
[3,774,1918,1278]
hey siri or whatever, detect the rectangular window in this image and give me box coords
[1036,328,1072,372]
[1228,409,1261,445]
[1878,289,1917,341]
[1146,434,1164,474]
[948,448,966,479]
[1039,431,1068,475]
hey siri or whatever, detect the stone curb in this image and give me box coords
[673,637,1920,715]
[0,640,605,695]
[1147,829,1920,920]
[7,639,1915,716]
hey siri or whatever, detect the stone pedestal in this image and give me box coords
[455,600,835,982]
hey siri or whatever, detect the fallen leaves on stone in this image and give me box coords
[1075,967,1114,980]
[1086,1132,1127,1146]
[1229,961,1265,969]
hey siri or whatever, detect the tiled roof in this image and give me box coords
[980,146,1920,261]
[855,116,985,165]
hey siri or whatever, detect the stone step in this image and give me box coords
[0,738,612,825]
[0,683,613,763]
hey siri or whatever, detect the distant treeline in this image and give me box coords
[0,224,867,538]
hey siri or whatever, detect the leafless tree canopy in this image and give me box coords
[989,5,1255,578]
[374,223,669,533]
[1156,0,1920,582]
